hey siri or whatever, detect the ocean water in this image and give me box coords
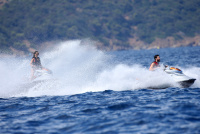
[0,40,200,133]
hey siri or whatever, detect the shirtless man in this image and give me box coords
[149,55,160,71]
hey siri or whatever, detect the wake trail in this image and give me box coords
[0,40,199,98]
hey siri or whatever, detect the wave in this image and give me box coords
[0,40,199,98]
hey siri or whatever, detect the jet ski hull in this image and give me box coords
[164,66,196,88]
[178,79,196,88]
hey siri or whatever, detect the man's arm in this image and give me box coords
[149,62,155,71]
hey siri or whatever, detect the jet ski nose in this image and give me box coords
[178,79,196,88]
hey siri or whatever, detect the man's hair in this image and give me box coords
[154,55,159,60]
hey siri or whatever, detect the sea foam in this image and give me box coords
[0,40,199,98]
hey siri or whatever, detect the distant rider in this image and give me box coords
[149,54,160,71]
[30,51,43,80]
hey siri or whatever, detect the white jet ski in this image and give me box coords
[32,69,53,83]
[164,66,196,88]
[14,69,54,95]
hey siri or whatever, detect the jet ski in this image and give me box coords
[32,69,53,83]
[164,66,196,88]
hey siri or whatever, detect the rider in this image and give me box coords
[30,51,43,80]
[149,54,160,71]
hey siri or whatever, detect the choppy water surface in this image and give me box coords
[0,41,200,133]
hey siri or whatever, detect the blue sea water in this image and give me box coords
[0,41,200,133]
